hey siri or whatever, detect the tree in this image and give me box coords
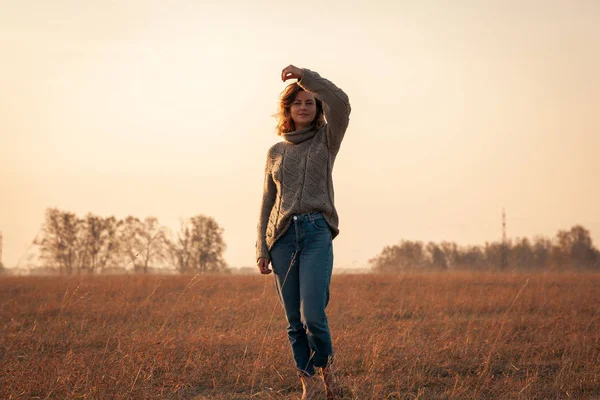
[80,214,121,274]
[511,237,535,270]
[484,241,504,269]
[120,216,144,272]
[426,242,448,269]
[532,235,552,269]
[369,240,427,272]
[168,220,194,273]
[440,241,459,269]
[370,224,599,273]
[137,217,169,273]
[454,245,486,270]
[119,216,168,273]
[555,225,598,269]
[369,245,402,273]
[189,215,227,273]
[39,208,83,275]
[168,215,228,274]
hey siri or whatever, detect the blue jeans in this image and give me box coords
[270,212,334,377]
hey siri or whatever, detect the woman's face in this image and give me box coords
[290,91,317,130]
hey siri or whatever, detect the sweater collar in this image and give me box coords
[283,125,317,144]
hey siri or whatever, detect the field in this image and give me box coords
[1,271,599,399]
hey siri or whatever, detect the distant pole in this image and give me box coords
[501,208,507,269]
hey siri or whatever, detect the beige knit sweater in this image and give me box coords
[256,69,351,261]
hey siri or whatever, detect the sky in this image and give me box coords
[1,0,599,269]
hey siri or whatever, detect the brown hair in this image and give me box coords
[275,83,325,136]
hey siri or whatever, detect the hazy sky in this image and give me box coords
[1,0,599,269]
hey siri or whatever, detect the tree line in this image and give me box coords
[36,208,228,275]
[6,209,598,275]
[369,225,600,272]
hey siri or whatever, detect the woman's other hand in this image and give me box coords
[257,257,272,274]
[281,65,304,82]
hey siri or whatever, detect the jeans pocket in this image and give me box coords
[311,217,331,233]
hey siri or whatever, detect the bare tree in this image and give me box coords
[120,216,144,271]
[39,208,83,275]
[510,237,535,270]
[138,217,169,273]
[369,240,427,272]
[426,242,448,270]
[168,215,228,274]
[119,216,168,273]
[79,214,121,274]
[168,220,194,274]
[190,215,227,273]
[454,245,486,270]
[440,241,459,269]
[555,225,598,269]
[368,245,400,273]
[484,241,503,269]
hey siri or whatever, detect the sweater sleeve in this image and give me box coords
[256,151,276,262]
[298,69,351,153]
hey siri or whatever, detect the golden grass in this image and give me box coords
[1,271,599,399]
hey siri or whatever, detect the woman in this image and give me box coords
[256,65,351,399]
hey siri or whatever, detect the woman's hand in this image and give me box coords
[257,257,272,275]
[281,65,304,82]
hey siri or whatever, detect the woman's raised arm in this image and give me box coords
[282,65,351,153]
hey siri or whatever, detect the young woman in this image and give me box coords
[256,65,351,399]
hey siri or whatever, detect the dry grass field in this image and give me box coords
[1,271,599,399]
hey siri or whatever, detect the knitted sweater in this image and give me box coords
[256,69,351,261]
